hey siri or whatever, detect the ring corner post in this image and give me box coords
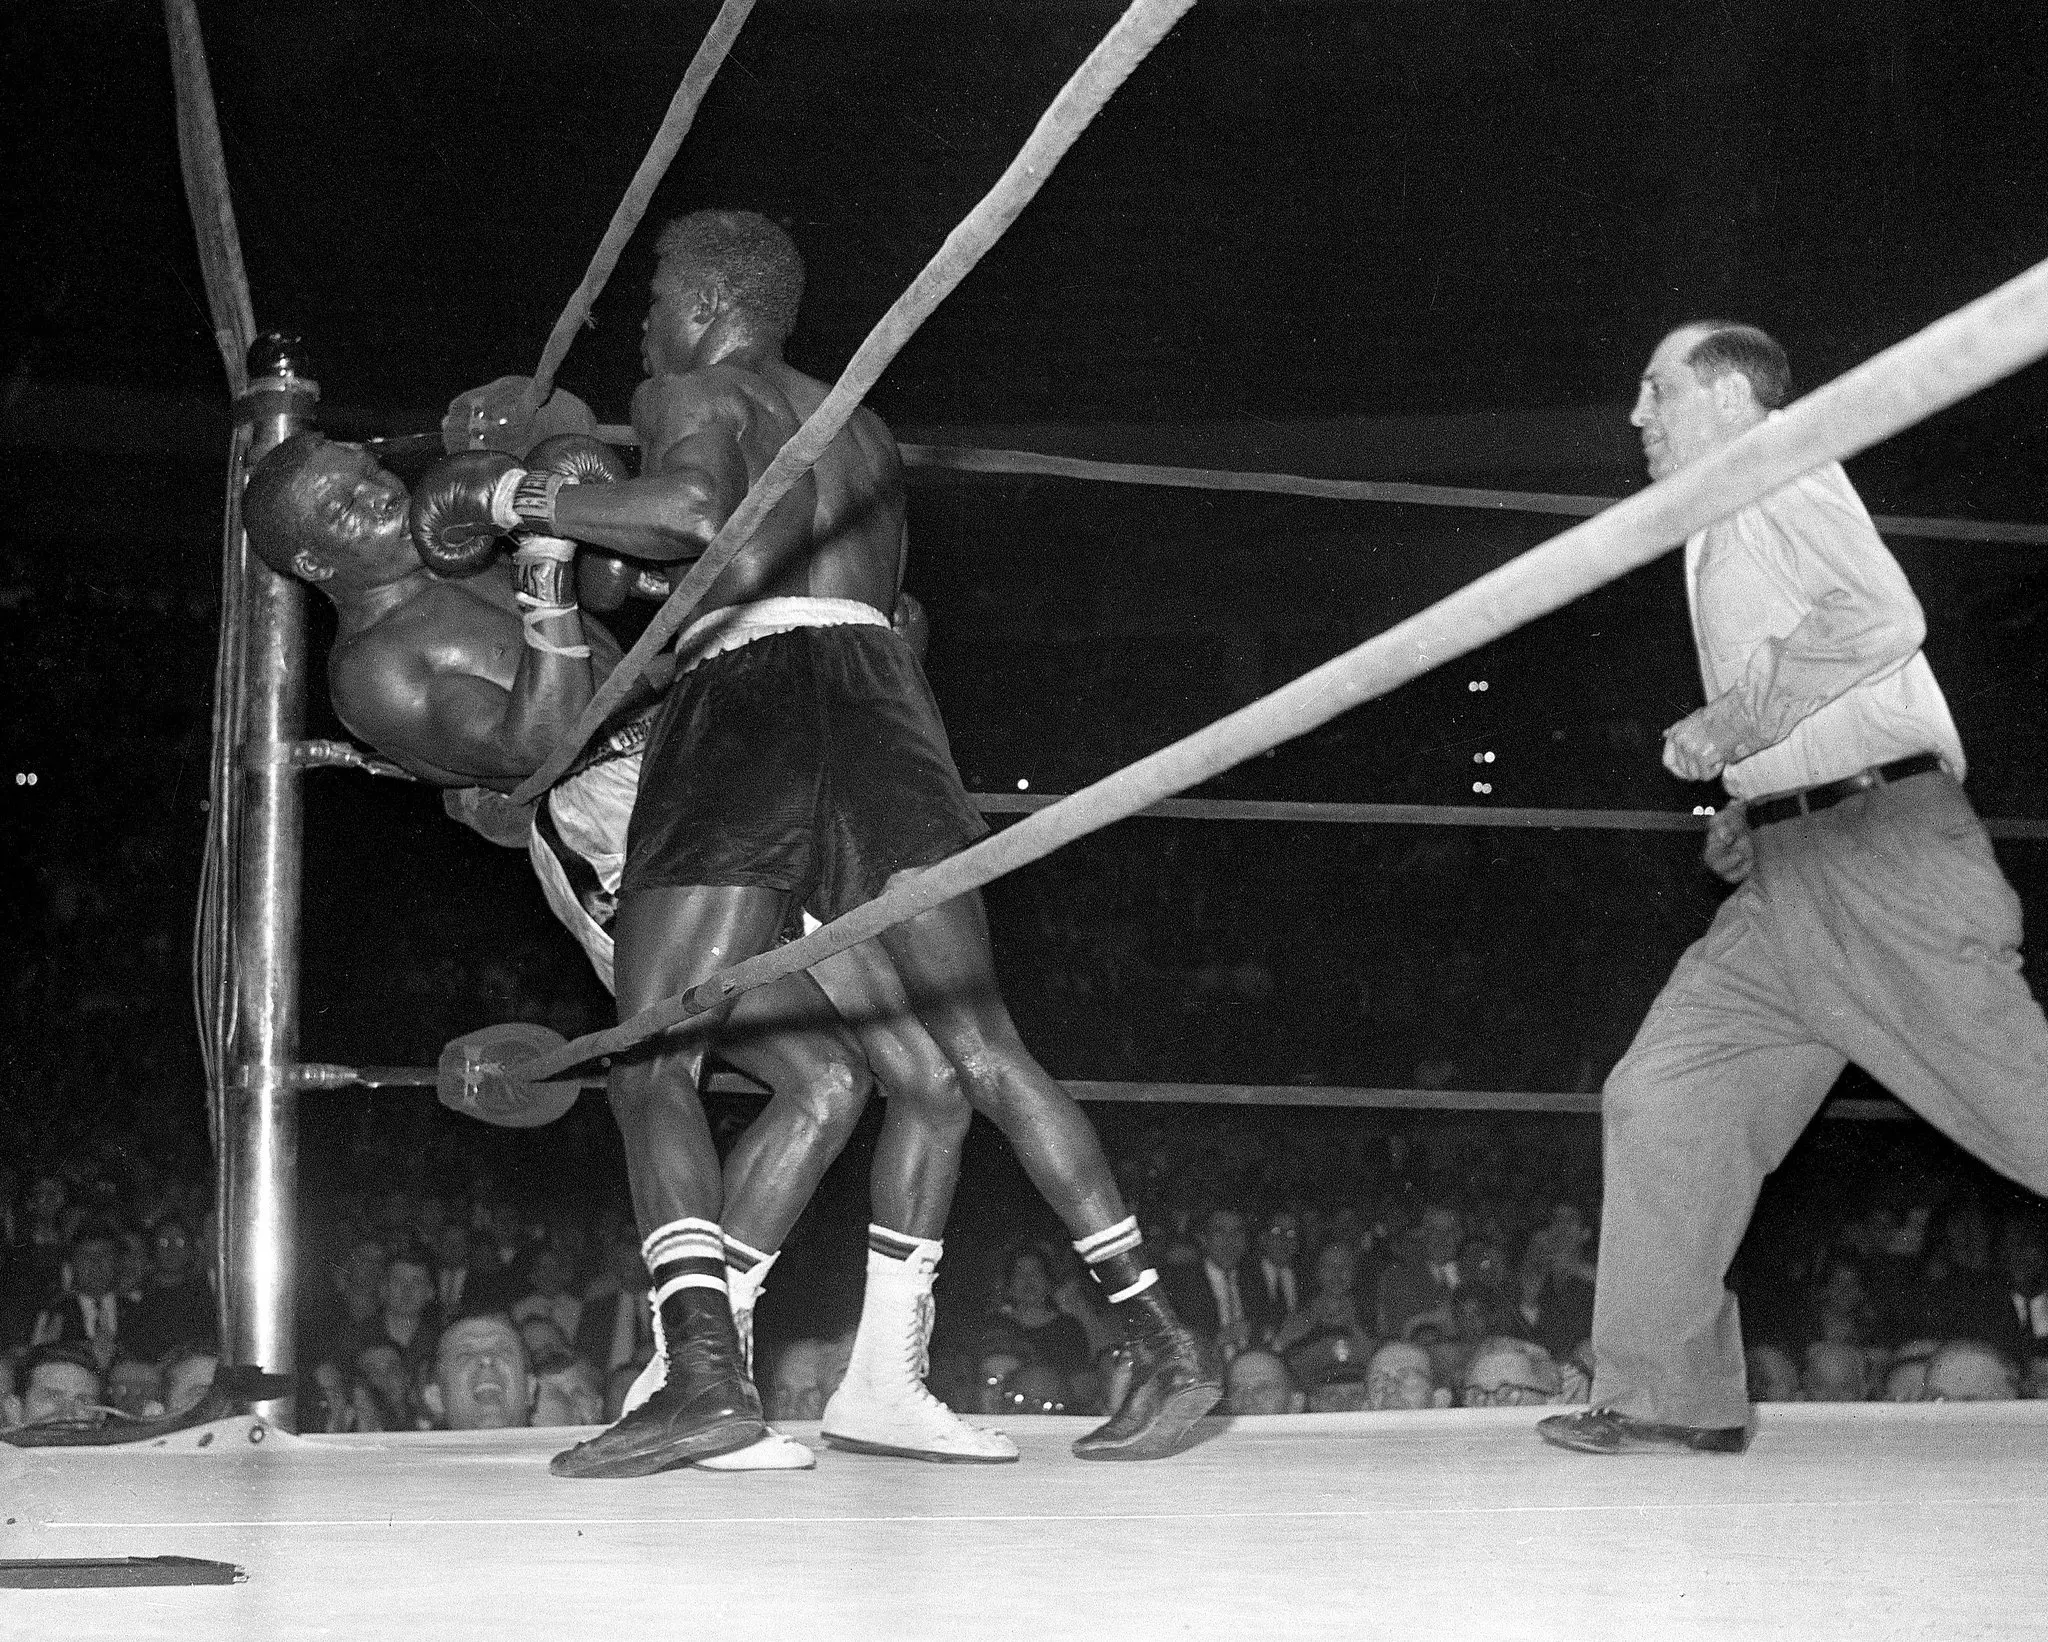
[221,333,319,1430]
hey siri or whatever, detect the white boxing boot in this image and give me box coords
[693,1252,812,1471]
[821,1233,1018,1463]
[620,1274,813,1472]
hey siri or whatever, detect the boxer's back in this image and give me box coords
[762,359,907,613]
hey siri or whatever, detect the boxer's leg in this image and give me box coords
[874,888,1218,1461]
[808,939,1010,1461]
[551,883,784,1479]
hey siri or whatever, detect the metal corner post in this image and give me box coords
[223,338,319,1429]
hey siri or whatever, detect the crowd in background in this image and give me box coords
[7,1097,2047,1438]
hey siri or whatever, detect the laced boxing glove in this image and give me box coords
[409,451,555,578]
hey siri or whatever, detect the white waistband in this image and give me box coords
[674,596,891,674]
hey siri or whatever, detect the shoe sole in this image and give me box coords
[820,1432,1019,1465]
[1536,1422,1748,1457]
[549,1414,765,1479]
[1071,1378,1222,1462]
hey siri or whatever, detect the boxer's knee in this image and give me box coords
[786,1054,869,1148]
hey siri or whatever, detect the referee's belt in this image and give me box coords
[1745,752,1943,831]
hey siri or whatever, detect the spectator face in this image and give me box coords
[163,1353,219,1414]
[150,1222,195,1282]
[1801,1343,1868,1402]
[1745,1345,1801,1402]
[106,1358,163,1418]
[382,1258,435,1320]
[1420,1208,1462,1266]
[431,1318,534,1429]
[1257,1214,1302,1269]
[24,1360,102,1423]
[1004,1252,1053,1312]
[1461,1342,1559,1408]
[1200,1211,1248,1271]
[519,1318,571,1363]
[1924,1343,2019,1402]
[1312,1241,1357,1296]
[1883,1358,1930,1403]
[770,1341,828,1422]
[1366,1343,1438,1411]
[30,1176,66,1218]
[534,1362,605,1428]
[72,1237,119,1298]
[357,1343,412,1412]
[1225,1350,1300,1416]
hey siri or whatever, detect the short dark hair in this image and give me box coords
[654,210,805,336]
[1683,322,1792,410]
[242,431,335,579]
[24,1341,102,1382]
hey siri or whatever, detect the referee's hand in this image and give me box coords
[1702,802,1754,885]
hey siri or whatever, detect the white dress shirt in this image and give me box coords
[1684,459,1965,800]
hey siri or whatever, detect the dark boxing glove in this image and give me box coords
[409,451,576,578]
[525,432,630,488]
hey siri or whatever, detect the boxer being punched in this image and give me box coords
[243,431,1013,1472]
[409,210,1219,1475]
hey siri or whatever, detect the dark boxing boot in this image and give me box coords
[1072,1283,1221,1462]
[550,1287,764,1479]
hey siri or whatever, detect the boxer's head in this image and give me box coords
[645,210,805,373]
[1631,321,1786,480]
[244,433,416,592]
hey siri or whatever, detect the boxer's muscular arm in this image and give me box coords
[547,372,817,603]
[546,375,750,561]
[331,623,596,789]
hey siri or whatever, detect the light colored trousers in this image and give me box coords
[1591,772,2048,1427]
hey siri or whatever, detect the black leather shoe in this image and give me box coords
[1537,1407,1749,1455]
[551,1290,764,1478]
[1072,1286,1221,1462]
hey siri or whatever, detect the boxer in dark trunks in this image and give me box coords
[244,431,1011,1470]
[412,210,1219,1477]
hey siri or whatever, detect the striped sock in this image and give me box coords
[1074,1215,1157,1304]
[869,1223,936,1263]
[724,1231,774,1281]
[643,1217,727,1313]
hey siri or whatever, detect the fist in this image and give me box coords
[1701,802,1755,885]
[578,553,672,610]
[1662,692,1755,782]
[409,451,520,577]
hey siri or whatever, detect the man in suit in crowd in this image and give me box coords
[1375,1203,1464,1339]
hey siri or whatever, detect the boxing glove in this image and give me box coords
[525,432,630,487]
[577,553,638,612]
[409,452,573,578]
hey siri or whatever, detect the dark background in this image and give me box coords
[5,0,2046,1230]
